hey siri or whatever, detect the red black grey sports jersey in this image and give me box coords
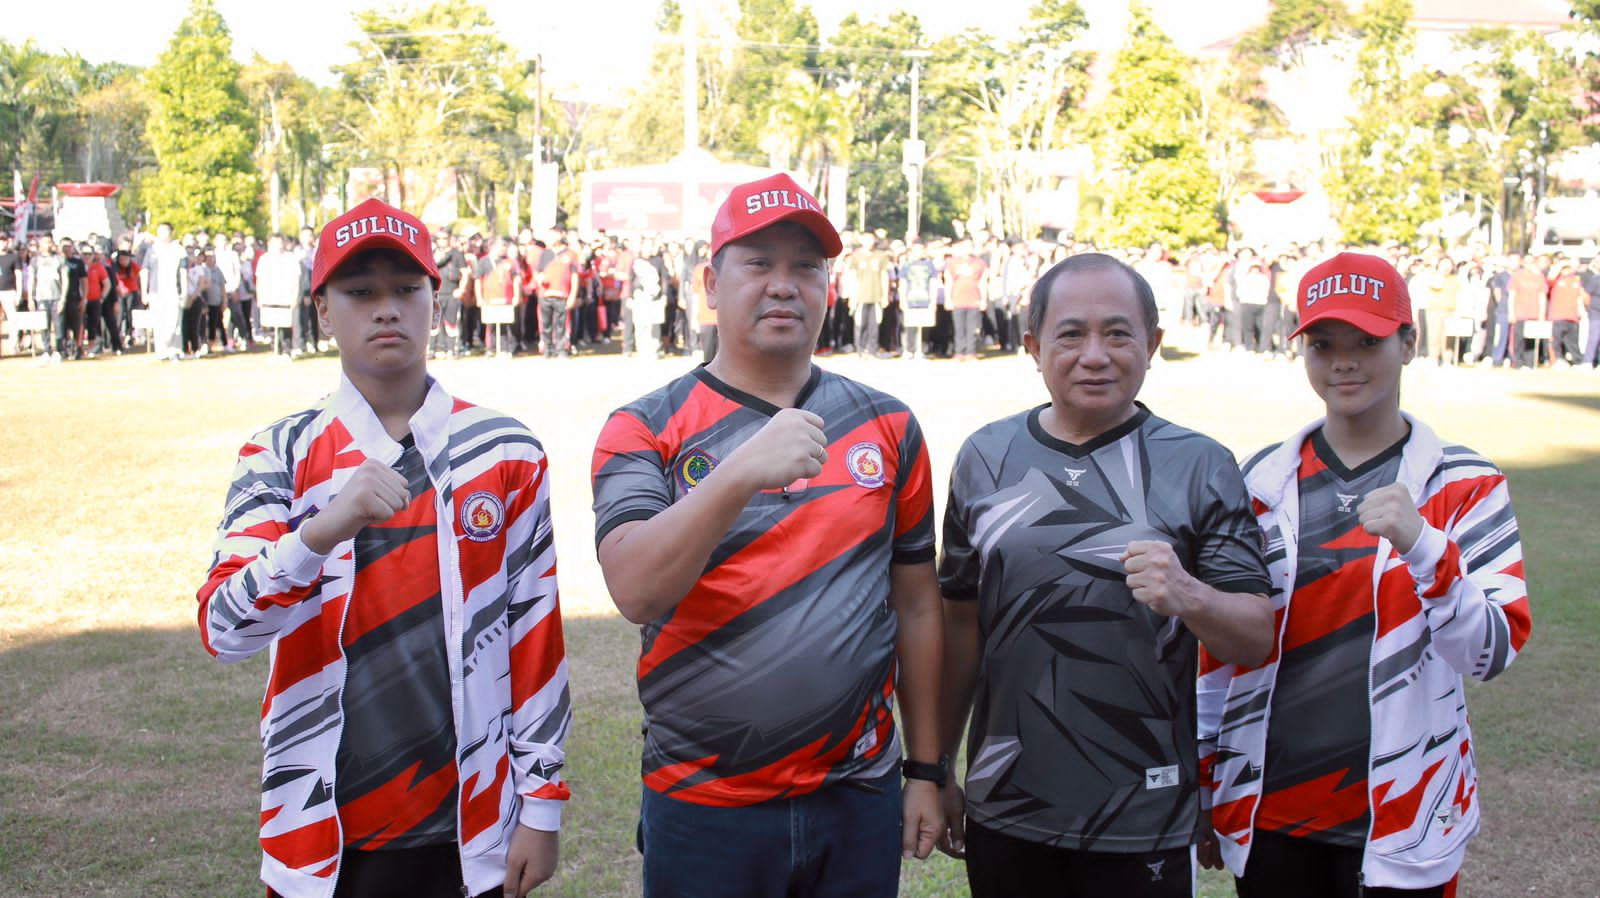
[336,435,457,850]
[591,365,935,807]
[1255,430,1406,847]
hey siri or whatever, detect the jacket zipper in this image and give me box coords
[328,533,354,897]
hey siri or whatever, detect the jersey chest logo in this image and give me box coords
[461,490,505,541]
[677,448,717,493]
[846,442,887,489]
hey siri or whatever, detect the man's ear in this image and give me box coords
[703,262,719,310]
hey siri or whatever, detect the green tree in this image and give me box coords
[0,40,91,187]
[1083,4,1221,247]
[334,0,519,221]
[941,0,1095,238]
[241,57,332,232]
[1438,27,1581,251]
[1235,0,1352,67]
[1323,0,1441,246]
[143,0,261,233]
[765,71,851,200]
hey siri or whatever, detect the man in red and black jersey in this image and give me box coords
[592,173,947,898]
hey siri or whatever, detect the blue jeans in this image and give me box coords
[640,770,902,898]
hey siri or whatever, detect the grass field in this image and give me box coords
[1,336,1597,897]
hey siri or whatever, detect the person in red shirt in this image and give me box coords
[81,246,113,354]
[1506,259,1548,367]
[537,235,578,358]
[476,238,521,356]
[1545,260,1585,366]
[945,241,989,361]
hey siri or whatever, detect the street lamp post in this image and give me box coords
[903,49,931,242]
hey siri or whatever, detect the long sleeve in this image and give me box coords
[197,434,329,661]
[1399,463,1531,682]
[503,451,573,830]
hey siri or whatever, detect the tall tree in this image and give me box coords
[1322,0,1441,246]
[241,57,331,232]
[0,40,91,188]
[334,0,518,220]
[1083,4,1221,247]
[1438,27,1581,251]
[942,0,1095,238]
[765,71,850,199]
[143,0,261,233]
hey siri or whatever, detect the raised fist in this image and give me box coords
[726,407,828,492]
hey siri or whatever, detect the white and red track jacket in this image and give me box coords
[1199,414,1531,890]
[198,375,571,898]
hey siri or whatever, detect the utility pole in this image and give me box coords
[533,54,544,164]
[902,50,931,242]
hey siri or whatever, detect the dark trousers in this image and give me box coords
[460,305,481,350]
[539,296,567,356]
[182,301,205,354]
[229,297,254,347]
[1583,313,1600,366]
[1511,321,1544,368]
[268,843,503,898]
[953,307,982,357]
[640,771,901,898]
[855,303,880,354]
[517,301,539,351]
[1239,303,1267,352]
[99,298,123,352]
[964,819,1192,898]
[1553,320,1581,364]
[292,297,320,352]
[84,299,101,343]
[59,299,83,357]
[205,303,226,343]
[1237,829,1454,898]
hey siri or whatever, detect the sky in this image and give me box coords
[12,0,1268,100]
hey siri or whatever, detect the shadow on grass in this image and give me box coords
[3,427,1596,898]
[1521,390,1600,415]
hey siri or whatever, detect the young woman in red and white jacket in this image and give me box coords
[1197,252,1531,898]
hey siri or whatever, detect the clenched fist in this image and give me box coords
[725,408,829,492]
[1358,482,1424,554]
[1122,539,1197,617]
[301,457,412,554]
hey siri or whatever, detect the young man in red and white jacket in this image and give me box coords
[1197,252,1532,898]
[198,198,571,898]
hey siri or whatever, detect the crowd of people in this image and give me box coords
[3,217,1598,372]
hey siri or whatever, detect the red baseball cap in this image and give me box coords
[709,173,843,259]
[311,198,440,296]
[1291,252,1413,339]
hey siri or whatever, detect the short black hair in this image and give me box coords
[313,247,430,298]
[1027,253,1159,338]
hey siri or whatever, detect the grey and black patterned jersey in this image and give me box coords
[940,404,1271,852]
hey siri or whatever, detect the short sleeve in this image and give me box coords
[937,439,983,601]
[1193,449,1272,596]
[591,409,673,548]
[890,411,936,564]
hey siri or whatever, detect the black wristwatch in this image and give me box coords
[901,754,949,789]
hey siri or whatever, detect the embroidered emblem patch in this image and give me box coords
[461,490,505,542]
[846,441,887,489]
[677,448,717,493]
